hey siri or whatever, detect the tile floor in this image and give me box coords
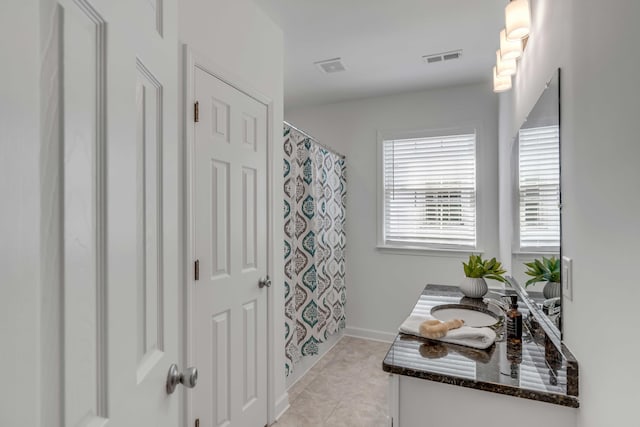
[274,336,391,427]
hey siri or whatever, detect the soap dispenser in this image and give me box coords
[507,338,523,380]
[506,295,523,342]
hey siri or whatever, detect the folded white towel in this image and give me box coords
[399,314,496,350]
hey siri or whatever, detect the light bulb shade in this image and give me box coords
[493,66,512,92]
[505,0,531,41]
[496,50,516,77]
[500,29,522,60]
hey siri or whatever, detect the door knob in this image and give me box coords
[258,276,272,288]
[166,364,198,394]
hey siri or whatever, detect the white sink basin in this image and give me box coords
[430,304,501,327]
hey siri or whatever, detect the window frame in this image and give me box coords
[376,125,483,255]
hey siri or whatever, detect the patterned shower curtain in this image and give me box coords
[283,124,346,377]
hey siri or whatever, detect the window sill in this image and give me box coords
[376,245,483,258]
[512,250,559,259]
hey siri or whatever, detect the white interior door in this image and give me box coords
[192,67,269,427]
[61,0,181,425]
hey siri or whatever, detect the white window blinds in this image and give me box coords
[383,133,476,249]
[518,125,560,249]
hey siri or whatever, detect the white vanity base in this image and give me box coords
[388,374,577,427]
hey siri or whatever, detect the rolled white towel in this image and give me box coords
[399,314,496,350]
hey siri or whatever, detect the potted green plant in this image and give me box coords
[460,254,508,298]
[524,256,561,298]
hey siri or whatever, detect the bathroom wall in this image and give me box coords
[178,0,287,418]
[179,0,283,109]
[499,0,640,425]
[286,83,500,340]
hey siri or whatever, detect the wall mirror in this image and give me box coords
[508,69,562,340]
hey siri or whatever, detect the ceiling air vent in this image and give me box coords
[314,57,347,74]
[422,50,463,64]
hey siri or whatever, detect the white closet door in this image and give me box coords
[192,66,269,427]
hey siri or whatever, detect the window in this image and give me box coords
[380,131,477,250]
[518,125,560,250]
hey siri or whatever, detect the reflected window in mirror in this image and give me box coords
[518,125,560,251]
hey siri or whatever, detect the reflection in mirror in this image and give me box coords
[510,69,562,338]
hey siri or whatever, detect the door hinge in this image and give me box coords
[194,101,199,123]
[194,259,200,281]
[195,419,199,427]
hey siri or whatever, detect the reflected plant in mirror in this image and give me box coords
[524,256,561,298]
[509,68,562,340]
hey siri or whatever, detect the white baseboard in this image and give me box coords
[344,326,395,343]
[274,392,290,421]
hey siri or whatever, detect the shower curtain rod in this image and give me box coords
[284,120,346,159]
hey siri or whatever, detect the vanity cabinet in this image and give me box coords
[383,285,579,427]
[388,374,576,427]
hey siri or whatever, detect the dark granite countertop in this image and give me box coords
[382,285,579,408]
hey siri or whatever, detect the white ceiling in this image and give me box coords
[252,0,507,108]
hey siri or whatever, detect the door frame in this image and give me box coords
[182,43,277,426]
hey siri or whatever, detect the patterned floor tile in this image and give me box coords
[274,336,391,427]
[324,400,390,427]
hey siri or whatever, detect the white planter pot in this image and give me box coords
[459,277,488,299]
[543,281,561,299]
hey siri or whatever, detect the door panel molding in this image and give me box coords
[210,159,231,279]
[62,1,108,423]
[211,311,231,426]
[242,299,258,408]
[135,58,165,384]
[242,167,258,272]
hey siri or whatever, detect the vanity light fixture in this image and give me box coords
[496,50,517,77]
[500,29,522,60]
[493,66,512,92]
[493,0,531,92]
[505,0,531,41]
